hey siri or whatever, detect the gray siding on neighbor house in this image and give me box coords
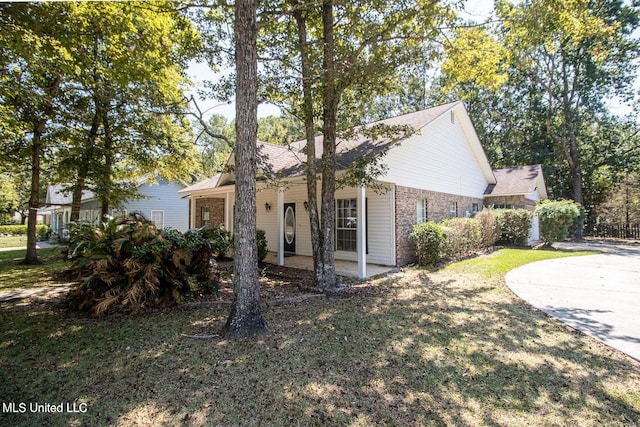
[123,180,189,231]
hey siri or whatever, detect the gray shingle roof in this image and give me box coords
[485,165,544,196]
[46,184,95,205]
[184,101,470,192]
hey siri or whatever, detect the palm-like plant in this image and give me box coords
[66,213,216,315]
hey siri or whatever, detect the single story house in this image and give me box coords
[180,101,546,277]
[484,164,548,243]
[43,178,189,238]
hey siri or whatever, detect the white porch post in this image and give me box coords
[277,187,285,266]
[225,192,233,233]
[357,185,366,279]
[189,197,197,229]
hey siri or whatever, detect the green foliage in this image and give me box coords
[0,224,50,239]
[535,199,581,243]
[202,225,232,260]
[0,173,22,221]
[257,229,268,262]
[66,213,216,316]
[409,221,448,266]
[437,0,640,227]
[495,209,534,246]
[475,209,500,248]
[257,115,304,145]
[36,225,51,240]
[440,218,483,259]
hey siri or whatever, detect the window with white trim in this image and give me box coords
[417,199,427,224]
[336,199,357,251]
[449,201,458,217]
[151,210,164,229]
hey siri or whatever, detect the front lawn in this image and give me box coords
[0,248,638,426]
[0,235,28,249]
[0,248,70,292]
[444,247,596,277]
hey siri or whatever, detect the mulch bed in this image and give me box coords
[187,262,390,308]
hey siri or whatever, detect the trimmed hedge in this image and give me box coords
[410,208,535,266]
[495,209,533,246]
[440,218,482,258]
[535,199,581,244]
[475,209,500,248]
[409,221,447,266]
[0,224,51,240]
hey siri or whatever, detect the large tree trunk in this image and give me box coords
[319,0,338,290]
[71,109,100,221]
[561,95,584,239]
[24,75,61,265]
[222,0,269,339]
[294,9,324,288]
[24,120,45,265]
[100,109,113,220]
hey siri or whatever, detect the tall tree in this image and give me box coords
[56,1,199,220]
[0,2,73,263]
[261,0,454,289]
[222,0,269,339]
[442,0,639,229]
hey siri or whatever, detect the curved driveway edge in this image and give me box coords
[506,241,640,361]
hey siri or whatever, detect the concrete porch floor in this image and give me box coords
[263,252,396,279]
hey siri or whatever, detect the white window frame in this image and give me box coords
[417,199,427,224]
[449,201,458,217]
[151,210,164,229]
[336,198,357,252]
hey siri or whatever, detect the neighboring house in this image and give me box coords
[181,101,528,277]
[44,178,189,238]
[484,164,548,243]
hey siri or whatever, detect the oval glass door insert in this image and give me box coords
[285,206,296,244]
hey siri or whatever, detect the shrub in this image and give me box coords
[409,221,447,266]
[535,199,581,244]
[66,213,216,316]
[0,224,50,238]
[36,225,51,240]
[203,225,232,260]
[440,218,483,258]
[257,229,268,262]
[475,209,500,248]
[495,209,533,246]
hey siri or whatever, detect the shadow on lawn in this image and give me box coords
[0,269,639,426]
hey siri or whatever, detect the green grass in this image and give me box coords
[444,247,596,278]
[0,235,28,249]
[0,248,638,426]
[0,248,70,292]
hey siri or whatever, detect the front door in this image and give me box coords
[284,203,296,255]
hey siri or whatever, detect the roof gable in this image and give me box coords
[185,100,496,191]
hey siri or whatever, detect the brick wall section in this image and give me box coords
[484,195,535,210]
[195,198,225,228]
[395,185,484,266]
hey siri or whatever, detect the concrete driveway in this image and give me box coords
[506,241,640,361]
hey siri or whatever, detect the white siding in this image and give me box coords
[382,109,490,199]
[256,183,312,257]
[123,180,189,231]
[525,190,541,202]
[256,182,395,266]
